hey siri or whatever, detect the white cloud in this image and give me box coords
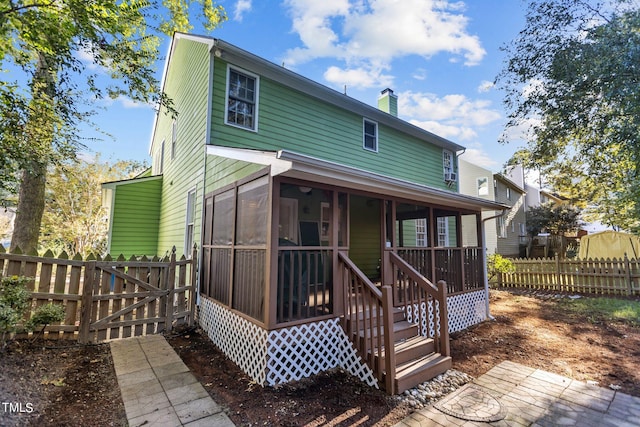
[102,95,153,109]
[410,119,478,141]
[233,0,252,22]
[478,80,494,93]
[399,91,501,127]
[323,65,394,90]
[458,147,498,168]
[283,0,486,68]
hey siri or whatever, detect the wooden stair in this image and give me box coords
[347,308,451,394]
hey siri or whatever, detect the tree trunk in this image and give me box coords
[10,164,47,254]
[9,52,54,254]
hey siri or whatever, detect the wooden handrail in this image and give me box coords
[389,251,449,357]
[338,252,395,393]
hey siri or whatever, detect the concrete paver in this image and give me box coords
[396,361,640,427]
[111,336,235,427]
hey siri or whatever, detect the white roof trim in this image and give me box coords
[206,146,507,212]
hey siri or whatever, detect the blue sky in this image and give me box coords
[86,0,529,171]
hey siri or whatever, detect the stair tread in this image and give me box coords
[356,320,416,338]
[395,353,451,378]
[378,335,433,356]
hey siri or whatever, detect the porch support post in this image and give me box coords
[266,176,280,329]
[429,207,436,283]
[332,190,343,317]
[456,214,465,292]
[437,280,450,357]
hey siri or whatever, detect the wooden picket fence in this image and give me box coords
[0,246,197,342]
[496,255,640,296]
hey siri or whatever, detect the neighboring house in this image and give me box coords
[103,33,506,393]
[458,159,499,256]
[493,174,527,257]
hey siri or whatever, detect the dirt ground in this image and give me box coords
[1,289,639,426]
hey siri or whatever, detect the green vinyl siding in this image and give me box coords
[349,196,380,279]
[109,178,162,257]
[152,38,211,257]
[209,59,453,190]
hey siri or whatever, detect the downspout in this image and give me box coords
[482,209,506,321]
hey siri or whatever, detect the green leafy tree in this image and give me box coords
[40,156,146,257]
[497,0,640,232]
[1,0,227,253]
[526,203,582,257]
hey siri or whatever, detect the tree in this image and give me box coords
[526,203,582,257]
[1,0,227,253]
[497,0,640,232]
[40,156,145,257]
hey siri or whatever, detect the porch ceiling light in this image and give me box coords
[298,186,312,194]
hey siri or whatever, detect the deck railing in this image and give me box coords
[338,252,395,394]
[389,252,449,356]
[276,248,333,323]
[397,247,483,294]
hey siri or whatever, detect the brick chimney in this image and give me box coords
[377,88,398,116]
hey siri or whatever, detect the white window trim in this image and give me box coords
[184,188,197,258]
[437,217,449,247]
[362,118,378,152]
[477,177,489,196]
[443,149,454,179]
[224,65,260,132]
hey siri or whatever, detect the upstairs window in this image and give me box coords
[184,189,196,257]
[443,150,455,182]
[226,67,258,131]
[363,119,378,152]
[477,177,489,196]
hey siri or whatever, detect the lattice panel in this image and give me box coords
[198,297,268,385]
[266,318,378,388]
[198,300,378,388]
[404,299,438,338]
[447,290,487,333]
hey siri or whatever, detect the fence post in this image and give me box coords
[79,261,96,344]
[165,248,177,334]
[555,254,561,292]
[624,253,632,296]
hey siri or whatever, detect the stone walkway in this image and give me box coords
[395,360,640,426]
[110,335,235,427]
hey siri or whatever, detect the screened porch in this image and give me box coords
[200,168,494,330]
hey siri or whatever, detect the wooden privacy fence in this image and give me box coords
[0,247,197,342]
[497,255,640,296]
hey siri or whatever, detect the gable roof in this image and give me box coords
[150,32,465,155]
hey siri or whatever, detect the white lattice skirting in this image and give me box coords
[447,290,487,333]
[198,297,378,388]
[403,289,488,336]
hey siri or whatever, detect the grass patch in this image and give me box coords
[558,297,640,326]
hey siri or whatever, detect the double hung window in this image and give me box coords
[226,67,258,130]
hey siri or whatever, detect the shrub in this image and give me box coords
[26,303,65,336]
[487,253,515,284]
[0,276,32,348]
[0,275,66,348]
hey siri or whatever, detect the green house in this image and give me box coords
[103,33,506,394]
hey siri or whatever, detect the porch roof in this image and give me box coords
[207,146,509,213]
